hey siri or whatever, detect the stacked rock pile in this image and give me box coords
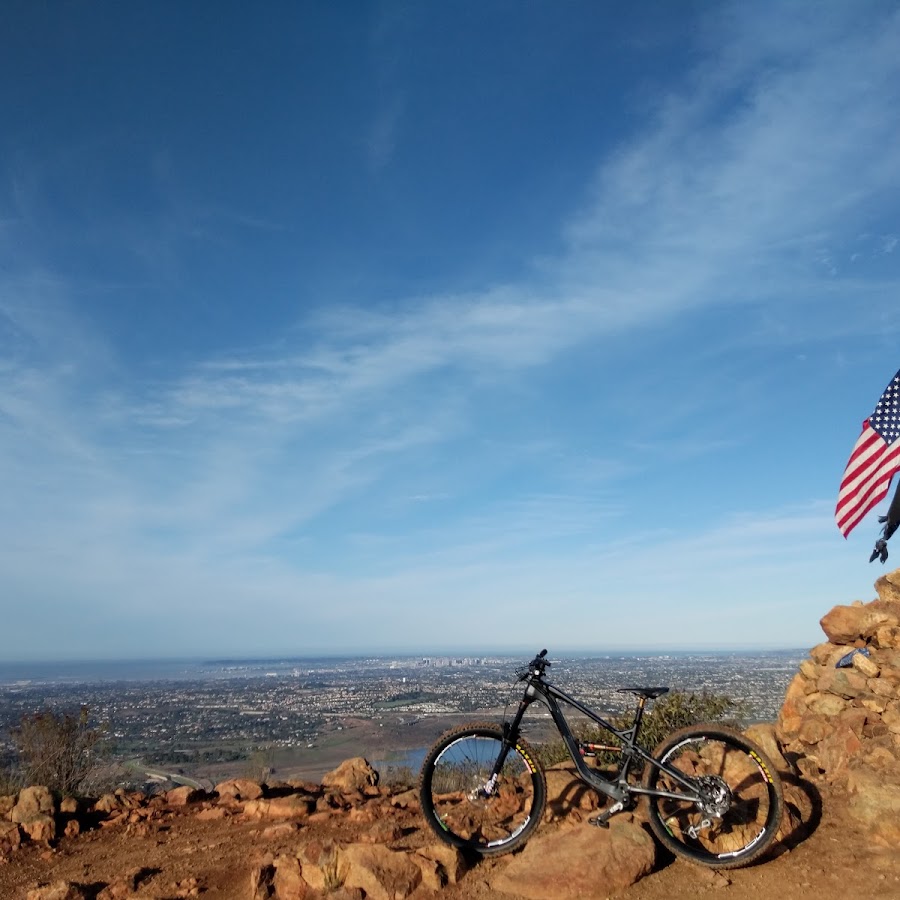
[775,568,900,846]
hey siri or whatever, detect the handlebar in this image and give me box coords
[517,648,551,680]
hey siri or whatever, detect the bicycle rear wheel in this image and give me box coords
[419,723,546,856]
[643,725,783,869]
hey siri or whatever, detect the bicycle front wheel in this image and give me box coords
[643,725,783,869]
[419,723,546,856]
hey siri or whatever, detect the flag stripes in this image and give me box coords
[836,420,900,537]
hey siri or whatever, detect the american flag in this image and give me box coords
[836,368,900,537]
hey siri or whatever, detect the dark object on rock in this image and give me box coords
[871,481,900,563]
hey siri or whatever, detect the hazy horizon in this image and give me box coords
[0,645,806,672]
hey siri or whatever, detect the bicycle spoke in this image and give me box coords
[420,724,545,854]
[646,728,782,867]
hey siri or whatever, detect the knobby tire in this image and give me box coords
[642,724,784,869]
[419,723,547,857]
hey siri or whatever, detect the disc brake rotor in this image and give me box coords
[695,775,731,817]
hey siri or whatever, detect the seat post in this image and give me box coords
[632,694,647,739]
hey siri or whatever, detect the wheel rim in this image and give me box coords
[426,734,537,850]
[653,735,778,862]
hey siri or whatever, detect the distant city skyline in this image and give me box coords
[2,2,900,660]
[0,644,815,671]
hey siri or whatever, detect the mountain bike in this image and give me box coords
[419,650,784,869]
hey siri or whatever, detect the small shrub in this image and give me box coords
[11,706,106,796]
[379,765,416,792]
[535,690,744,769]
[244,746,276,784]
[321,850,348,892]
[0,763,22,796]
[629,689,745,752]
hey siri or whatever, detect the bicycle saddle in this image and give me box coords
[616,687,669,699]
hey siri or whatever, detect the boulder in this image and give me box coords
[25,883,89,900]
[414,843,468,885]
[851,652,880,678]
[388,789,417,809]
[340,843,421,900]
[846,766,900,847]
[797,716,833,745]
[296,841,340,891]
[544,763,601,818]
[778,674,811,723]
[11,786,56,823]
[273,853,309,899]
[214,778,264,801]
[874,648,900,668]
[346,806,377,824]
[357,819,403,843]
[859,693,889,713]
[816,668,867,699]
[809,642,844,666]
[837,707,868,737]
[0,793,16,817]
[165,786,204,806]
[96,867,156,900]
[743,723,790,771]
[869,676,899,701]
[286,780,321,794]
[490,819,655,899]
[875,571,900,605]
[249,864,275,900]
[195,807,228,821]
[813,726,863,778]
[261,822,300,840]
[243,796,313,820]
[321,758,379,794]
[821,599,899,644]
[20,815,56,843]
[93,794,123,814]
[806,692,848,716]
[410,853,443,891]
[798,658,819,679]
[883,701,900,734]
[874,625,900,649]
[0,820,22,854]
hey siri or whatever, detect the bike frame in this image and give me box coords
[497,673,703,805]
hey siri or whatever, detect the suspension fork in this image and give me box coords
[486,690,534,783]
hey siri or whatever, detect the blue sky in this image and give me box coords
[2,1,900,661]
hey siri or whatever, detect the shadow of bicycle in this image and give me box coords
[773,769,823,853]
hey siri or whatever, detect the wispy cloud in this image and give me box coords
[147,5,900,437]
[1,2,899,658]
[367,94,405,171]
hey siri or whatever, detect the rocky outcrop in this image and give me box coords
[776,569,900,847]
[319,757,379,794]
[4,786,58,846]
[12,753,663,898]
[215,778,265,801]
[25,883,90,900]
[489,818,656,900]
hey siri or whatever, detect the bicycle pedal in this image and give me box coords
[588,799,625,828]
